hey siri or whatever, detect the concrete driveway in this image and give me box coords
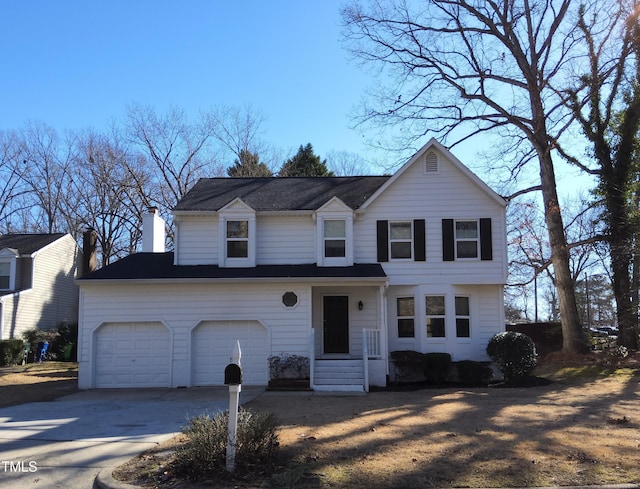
[0,386,264,489]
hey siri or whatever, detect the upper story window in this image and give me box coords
[226,220,249,258]
[324,220,346,258]
[426,295,446,338]
[376,219,426,262]
[455,220,478,259]
[389,221,412,259]
[442,218,492,262]
[0,261,10,290]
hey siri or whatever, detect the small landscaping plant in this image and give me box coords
[0,339,24,366]
[455,360,493,385]
[268,353,310,380]
[173,408,279,481]
[486,331,537,384]
[422,352,452,384]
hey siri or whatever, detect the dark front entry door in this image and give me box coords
[323,296,349,354]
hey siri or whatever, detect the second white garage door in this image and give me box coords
[192,320,269,386]
[94,322,171,388]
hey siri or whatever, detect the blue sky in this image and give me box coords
[0,0,595,195]
[1,1,377,162]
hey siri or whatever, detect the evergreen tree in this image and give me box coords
[227,150,273,177]
[279,143,333,177]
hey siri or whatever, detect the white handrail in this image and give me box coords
[362,329,369,393]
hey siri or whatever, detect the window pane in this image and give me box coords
[227,240,248,258]
[456,221,477,238]
[425,296,445,315]
[324,220,345,238]
[457,241,478,258]
[456,318,470,337]
[391,241,412,259]
[0,262,9,275]
[398,319,415,338]
[455,296,469,315]
[427,317,445,337]
[390,222,411,239]
[324,239,346,257]
[0,276,9,289]
[227,220,248,238]
[397,297,414,317]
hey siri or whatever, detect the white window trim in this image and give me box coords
[425,294,447,340]
[454,219,480,260]
[389,221,413,261]
[396,296,416,339]
[316,214,353,267]
[218,214,256,267]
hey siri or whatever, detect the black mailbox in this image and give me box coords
[224,363,242,385]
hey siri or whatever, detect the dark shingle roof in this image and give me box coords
[79,252,387,281]
[0,234,66,255]
[173,176,391,212]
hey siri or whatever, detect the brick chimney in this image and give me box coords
[82,227,98,276]
[142,207,166,253]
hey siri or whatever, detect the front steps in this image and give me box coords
[313,359,365,392]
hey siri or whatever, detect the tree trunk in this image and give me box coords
[537,148,587,353]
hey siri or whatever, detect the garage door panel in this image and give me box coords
[95,322,171,388]
[192,321,269,386]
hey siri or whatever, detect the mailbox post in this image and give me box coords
[224,341,242,472]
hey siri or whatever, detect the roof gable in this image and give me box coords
[173,176,390,213]
[0,234,66,256]
[360,138,506,210]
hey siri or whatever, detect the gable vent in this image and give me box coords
[424,151,438,172]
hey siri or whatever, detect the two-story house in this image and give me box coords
[77,139,507,390]
[0,233,80,340]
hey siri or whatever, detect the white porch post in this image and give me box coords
[380,284,389,373]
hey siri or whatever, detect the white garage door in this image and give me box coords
[94,322,171,388]
[192,321,269,386]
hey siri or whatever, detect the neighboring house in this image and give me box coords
[0,233,81,340]
[77,139,507,390]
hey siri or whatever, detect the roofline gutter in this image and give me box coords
[76,276,389,286]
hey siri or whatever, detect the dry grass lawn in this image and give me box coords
[113,353,640,489]
[0,362,78,407]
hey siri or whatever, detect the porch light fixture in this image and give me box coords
[358,300,364,311]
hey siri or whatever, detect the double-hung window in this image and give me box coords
[455,296,470,337]
[226,220,249,258]
[396,297,415,338]
[324,220,346,258]
[426,295,446,337]
[0,261,10,290]
[455,220,478,259]
[389,221,412,259]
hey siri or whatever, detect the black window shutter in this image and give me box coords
[376,220,389,262]
[480,218,493,261]
[414,219,426,261]
[442,219,454,261]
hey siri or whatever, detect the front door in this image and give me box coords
[323,296,349,354]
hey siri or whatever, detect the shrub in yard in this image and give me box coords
[422,352,452,384]
[455,360,493,386]
[486,331,537,383]
[0,339,24,366]
[49,322,78,362]
[268,353,310,380]
[174,408,279,480]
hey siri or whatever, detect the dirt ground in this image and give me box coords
[0,362,78,408]
[113,353,640,489]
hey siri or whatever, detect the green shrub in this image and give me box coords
[486,331,537,383]
[422,352,452,384]
[174,408,279,480]
[455,360,493,385]
[0,339,25,366]
[50,322,78,362]
[268,353,309,380]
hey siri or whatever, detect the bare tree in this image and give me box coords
[563,0,640,349]
[0,131,25,232]
[126,104,223,215]
[14,121,73,233]
[342,0,589,352]
[326,150,373,176]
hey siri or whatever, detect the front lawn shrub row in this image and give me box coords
[390,350,491,386]
[20,321,77,363]
[174,408,279,481]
